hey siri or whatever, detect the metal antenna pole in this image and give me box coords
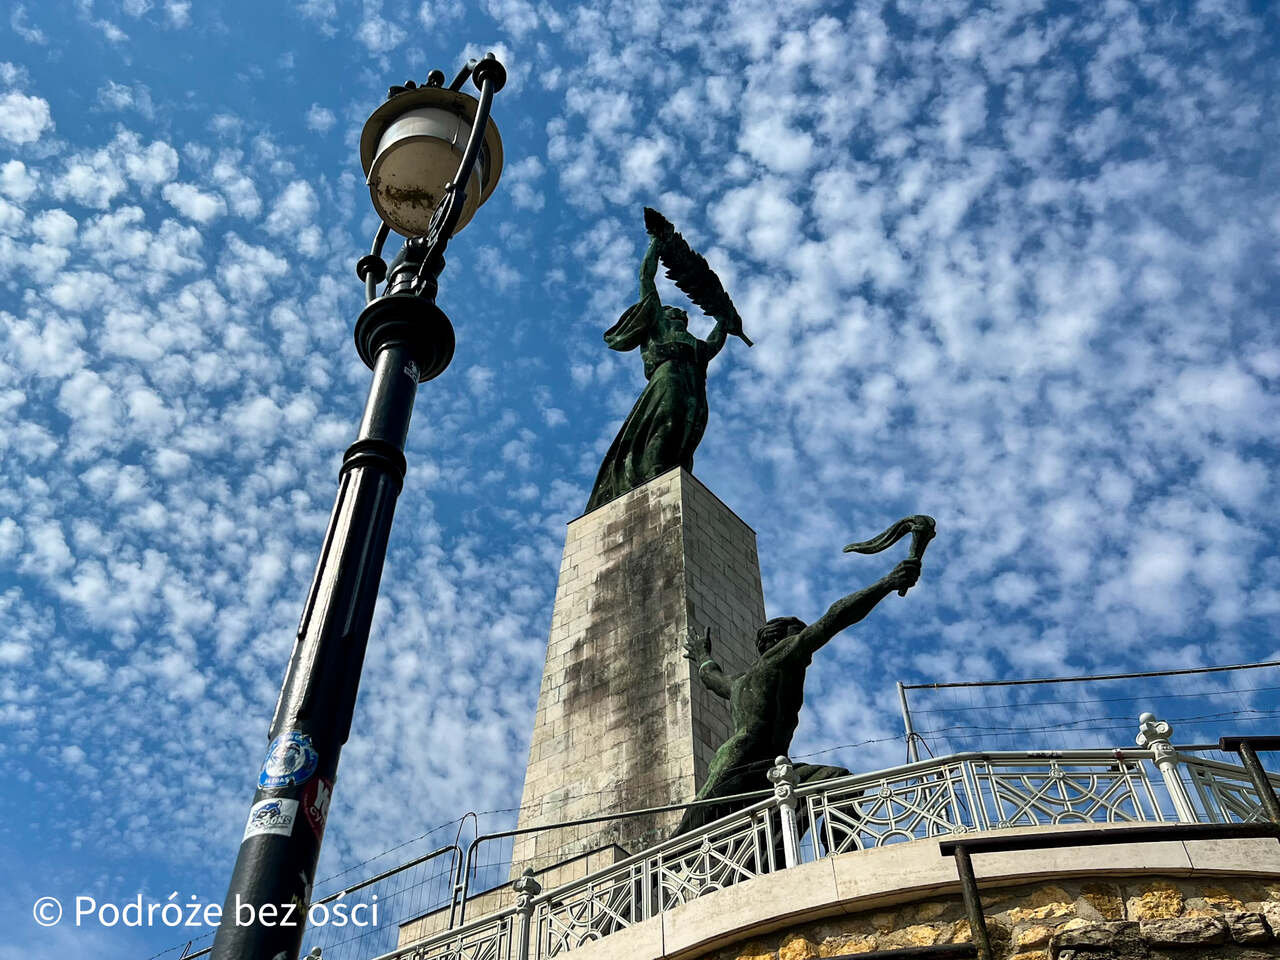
[898,681,920,763]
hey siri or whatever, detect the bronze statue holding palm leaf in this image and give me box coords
[585,208,751,513]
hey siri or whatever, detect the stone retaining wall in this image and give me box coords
[697,876,1280,960]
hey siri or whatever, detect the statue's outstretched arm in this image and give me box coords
[639,236,661,300]
[703,319,728,362]
[797,560,920,656]
[683,626,731,699]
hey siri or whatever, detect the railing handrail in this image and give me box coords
[788,747,1159,799]
[1180,752,1280,779]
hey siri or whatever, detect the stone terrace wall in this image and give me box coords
[695,876,1280,960]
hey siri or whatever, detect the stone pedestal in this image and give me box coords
[511,467,765,876]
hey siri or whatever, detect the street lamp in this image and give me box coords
[211,54,506,960]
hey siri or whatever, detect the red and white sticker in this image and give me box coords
[302,777,333,839]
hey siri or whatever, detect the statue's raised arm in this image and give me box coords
[636,234,661,303]
[795,515,936,657]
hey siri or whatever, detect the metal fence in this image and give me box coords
[176,837,463,960]
[373,715,1280,960]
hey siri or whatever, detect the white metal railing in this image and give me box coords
[374,715,1279,960]
[803,749,1166,859]
[1183,754,1277,824]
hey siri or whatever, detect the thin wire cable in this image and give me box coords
[918,706,1280,737]
[902,659,1280,689]
[313,815,464,887]
[908,682,1280,715]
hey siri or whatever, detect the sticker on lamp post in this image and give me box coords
[243,798,300,841]
[259,732,319,789]
[302,777,333,839]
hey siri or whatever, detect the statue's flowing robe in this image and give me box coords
[585,291,714,513]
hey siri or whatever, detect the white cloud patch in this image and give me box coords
[0,160,38,201]
[355,0,406,53]
[212,153,262,218]
[164,0,191,26]
[305,104,336,133]
[97,81,155,119]
[10,5,46,44]
[738,103,815,174]
[122,136,179,190]
[217,233,287,300]
[0,91,52,144]
[162,182,227,223]
[263,180,321,255]
[504,155,545,211]
[31,209,76,245]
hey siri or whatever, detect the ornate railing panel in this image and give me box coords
[1182,756,1280,824]
[653,806,775,910]
[533,863,645,958]
[396,912,516,960]
[527,803,775,958]
[801,752,1163,856]
[805,759,975,855]
[968,755,1163,827]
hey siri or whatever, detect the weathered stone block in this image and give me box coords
[1225,911,1271,944]
[1015,924,1054,947]
[1200,884,1246,912]
[1125,880,1184,920]
[882,922,942,948]
[777,934,819,960]
[1077,881,1124,921]
[911,900,948,923]
[732,940,775,960]
[1139,915,1228,946]
[818,936,875,956]
[1261,901,1280,933]
[1008,884,1074,923]
[1052,919,1139,951]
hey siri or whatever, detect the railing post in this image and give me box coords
[513,869,541,960]
[952,845,994,960]
[767,755,802,869]
[1137,712,1196,823]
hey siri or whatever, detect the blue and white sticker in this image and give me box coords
[243,798,299,841]
[259,732,318,789]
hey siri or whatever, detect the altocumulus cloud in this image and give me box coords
[0,4,1278,957]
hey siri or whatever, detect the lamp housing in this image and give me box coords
[359,86,504,238]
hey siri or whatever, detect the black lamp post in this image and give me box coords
[210,54,506,960]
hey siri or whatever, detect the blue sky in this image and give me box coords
[2,1,1279,957]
